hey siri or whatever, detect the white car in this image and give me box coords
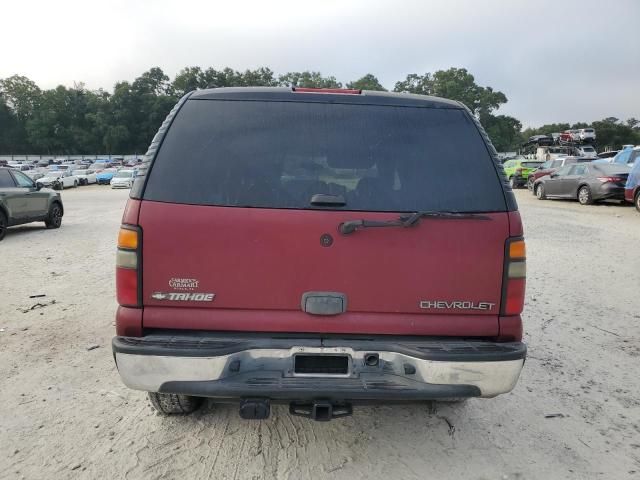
[7,163,33,172]
[36,170,79,190]
[575,145,597,159]
[578,128,596,143]
[73,169,97,185]
[110,170,135,189]
[26,169,47,181]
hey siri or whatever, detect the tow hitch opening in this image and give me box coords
[289,401,353,421]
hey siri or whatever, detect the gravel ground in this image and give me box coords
[1,186,639,480]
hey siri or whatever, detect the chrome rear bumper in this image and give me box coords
[113,334,526,400]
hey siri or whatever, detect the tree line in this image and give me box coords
[1,66,638,155]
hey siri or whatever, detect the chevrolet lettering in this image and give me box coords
[419,300,496,310]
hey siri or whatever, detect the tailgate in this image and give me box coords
[139,202,508,336]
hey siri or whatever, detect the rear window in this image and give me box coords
[143,100,506,212]
[593,164,631,174]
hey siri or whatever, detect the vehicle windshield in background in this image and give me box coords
[45,171,64,178]
[114,171,133,178]
[522,162,543,168]
[144,100,506,212]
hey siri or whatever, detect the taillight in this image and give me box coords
[116,225,141,307]
[597,176,622,183]
[502,238,526,316]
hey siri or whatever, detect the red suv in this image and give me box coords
[112,87,527,421]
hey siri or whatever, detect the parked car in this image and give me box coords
[36,170,79,190]
[503,159,543,188]
[112,87,527,420]
[527,156,591,191]
[528,134,553,146]
[575,145,597,159]
[8,163,33,172]
[535,146,572,162]
[609,146,639,168]
[73,169,97,185]
[0,167,64,241]
[578,128,596,143]
[559,131,576,143]
[534,163,630,205]
[551,132,561,144]
[89,163,108,173]
[96,168,118,185]
[110,170,135,189]
[597,150,618,159]
[624,158,640,211]
[25,169,47,182]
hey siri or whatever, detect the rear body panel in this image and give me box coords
[139,201,509,336]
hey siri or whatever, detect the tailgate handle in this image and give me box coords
[301,292,347,316]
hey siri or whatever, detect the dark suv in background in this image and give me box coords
[112,87,527,421]
[0,167,64,241]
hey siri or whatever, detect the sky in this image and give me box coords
[2,0,639,127]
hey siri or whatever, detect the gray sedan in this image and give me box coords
[534,163,630,205]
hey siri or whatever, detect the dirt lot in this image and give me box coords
[1,186,639,480]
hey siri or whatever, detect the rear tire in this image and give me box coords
[509,176,518,189]
[527,177,534,192]
[148,392,203,415]
[0,210,7,241]
[578,186,593,205]
[535,184,546,200]
[635,192,640,212]
[44,203,63,229]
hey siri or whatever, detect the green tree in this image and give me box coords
[278,71,342,88]
[0,97,21,152]
[394,68,507,116]
[24,83,106,154]
[346,74,387,91]
[172,66,207,96]
[480,114,522,152]
[589,118,639,150]
[0,75,41,120]
[133,67,172,96]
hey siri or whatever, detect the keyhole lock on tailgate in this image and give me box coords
[301,292,347,315]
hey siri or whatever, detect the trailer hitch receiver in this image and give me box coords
[289,401,353,421]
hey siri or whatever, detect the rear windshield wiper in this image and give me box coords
[339,211,492,235]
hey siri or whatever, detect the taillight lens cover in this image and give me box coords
[118,228,138,249]
[116,268,139,306]
[502,237,526,316]
[116,225,141,307]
